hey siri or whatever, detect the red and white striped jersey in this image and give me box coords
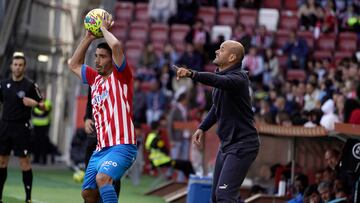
[81,59,136,150]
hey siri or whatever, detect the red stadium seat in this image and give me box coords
[284,0,298,11]
[170,24,190,43]
[238,9,258,28]
[129,21,149,41]
[297,31,314,49]
[313,50,333,60]
[338,38,357,52]
[275,29,290,48]
[152,42,165,56]
[135,3,149,21]
[277,54,288,69]
[339,32,358,41]
[218,8,237,27]
[197,7,216,26]
[125,40,144,64]
[334,52,353,64]
[115,2,134,21]
[316,34,336,51]
[279,11,299,30]
[263,0,282,9]
[287,70,306,81]
[111,21,128,41]
[150,23,169,43]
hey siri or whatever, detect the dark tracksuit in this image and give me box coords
[191,63,260,203]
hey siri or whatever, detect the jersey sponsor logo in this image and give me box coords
[352,143,360,159]
[101,160,118,168]
[91,90,109,105]
[17,90,25,98]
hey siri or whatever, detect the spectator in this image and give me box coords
[251,25,273,51]
[339,4,360,31]
[159,43,179,68]
[242,47,264,83]
[282,30,308,70]
[304,82,320,111]
[217,0,235,8]
[148,0,177,23]
[320,99,340,131]
[297,0,324,30]
[304,185,322,203]
[287,174,309,203]
[177,43,204,72]
[322,0,337,33]
[318,181,335,202]
[133,78,147,124]
[185,19,210,53]
[146,80,168,124]
[231,24,251,53]
[139,43,159,70]
[263,48,281,87]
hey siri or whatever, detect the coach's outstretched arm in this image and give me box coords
[100,13,125,70]
[68,32,96,79]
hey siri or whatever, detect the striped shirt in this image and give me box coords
[81,59,136,150]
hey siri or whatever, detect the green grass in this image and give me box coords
[3,167,165,203]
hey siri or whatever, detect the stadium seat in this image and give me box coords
[111,21,128,41]
[170,24,190,43]
[115,2,134,21]
[150,23,169,43]
[218,8,237,27]
[284,0,298,11]
[313,50,333,60]
[277,54,288,69]
[238,8,258,28]
[334,52,353,64]
[316,34,336,51]
[339,32,358,41]
[258,8,279,32]
[338,38,357,52]
[135,3,149,22]
[263,0,282,9]
[287,69,306,81]
[297,31,314,49]
[197,7,216,26]
[129,21,149,42]
[275,29,290,49]
[152,42,165,57]
[279,11,299,30]
[125,40,144,64]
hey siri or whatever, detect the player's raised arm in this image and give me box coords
[100,13,125,71]
[68,32,96,79]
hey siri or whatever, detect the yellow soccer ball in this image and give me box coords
[73,170,85,183]
[84,8,109,38]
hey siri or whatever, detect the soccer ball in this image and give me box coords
[84,8,109,38]
[73,170,85,183]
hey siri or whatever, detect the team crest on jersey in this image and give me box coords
[91,90,109,105]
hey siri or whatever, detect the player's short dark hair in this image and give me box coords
[97,43,112,55]
[12,55,26,65]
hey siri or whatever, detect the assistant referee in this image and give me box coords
[0,54,43,203]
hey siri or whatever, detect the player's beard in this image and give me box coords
[96,65,106,75]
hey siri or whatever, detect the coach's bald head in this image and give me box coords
[213,40,245,71]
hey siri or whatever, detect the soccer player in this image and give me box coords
[175,40,260,203]
[0,54,43,203]
[68,13,137,203]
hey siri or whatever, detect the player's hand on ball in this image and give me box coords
[100,12,114,30]
[192,129,204,147]
[85,30,96,40]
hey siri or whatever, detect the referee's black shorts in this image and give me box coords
[0,120,32,157]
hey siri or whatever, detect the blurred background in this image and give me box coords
[0,0,359,202]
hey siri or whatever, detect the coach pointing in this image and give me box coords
[175,40,260,203]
